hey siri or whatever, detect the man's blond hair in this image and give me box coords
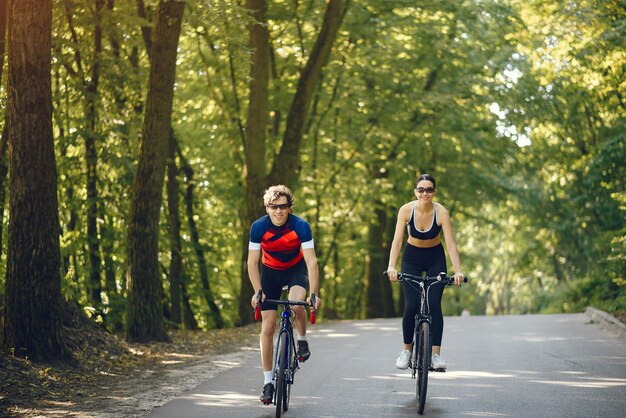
[263,185,294,207]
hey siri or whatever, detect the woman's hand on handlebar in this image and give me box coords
[453,272,465,287]
[386,268,399,282]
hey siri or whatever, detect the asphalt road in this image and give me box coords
[147,313,626,417]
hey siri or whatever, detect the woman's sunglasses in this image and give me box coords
[415,187,435,194]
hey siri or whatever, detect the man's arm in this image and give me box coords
[247,249,262,307]
[302,247,320,308]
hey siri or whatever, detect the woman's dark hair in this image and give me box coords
[416,173,436,189]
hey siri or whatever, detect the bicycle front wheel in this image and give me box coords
[417,321,431,415]
[411,323,419,381]
[275,332,288,418]
[282,343,295,413]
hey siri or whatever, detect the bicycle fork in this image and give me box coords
[288,337,300,383]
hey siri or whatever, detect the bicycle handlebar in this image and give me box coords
[254,290,317,324]
[383,271,469,285]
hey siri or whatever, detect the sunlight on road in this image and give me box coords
[212,360,242,367]
[368,374,406,380]
[431,370,516,380]
[189,391,257,408]
[531,376,626,389]
[313,329,358,338]
[424,367,626,390]
[352,322,400,332]
[317,333,359,338]
[513,333,579,343]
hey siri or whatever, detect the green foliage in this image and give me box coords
[1,0,623,332]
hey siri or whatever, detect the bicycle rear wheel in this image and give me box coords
[275,332,288,418]
[417,321,431,415]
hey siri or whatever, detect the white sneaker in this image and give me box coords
[431,353,446,370]
[396,350,411,369]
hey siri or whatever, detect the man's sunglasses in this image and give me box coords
[415,187,435,194]
[267,203,291,210]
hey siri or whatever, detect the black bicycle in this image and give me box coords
[255,291,317,418]
[385,271,467,415]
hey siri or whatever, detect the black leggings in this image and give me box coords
[401,243,447,346]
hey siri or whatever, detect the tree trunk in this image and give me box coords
[181,280,198,330]
[365,204,395,318]
[2,0,68,361]
[266,0,345,187]
[86,0,105,305]
[180,158,225,329]
[167,130,182,326]
[237,0,346,325]
[0,1,9,260]
[126,0,184,343]
[0,124,8,260]
[237,0,270,326]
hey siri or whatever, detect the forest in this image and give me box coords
[0,0,624,362]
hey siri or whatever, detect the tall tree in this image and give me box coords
[237,0,270,326]
[85,0,105,305]
[0,0,9,259]
[61,0,107,304]
[1,0,68,361]
[167,131,183,326]
[126,0,185,343]
[237,0,346,325]
[179,156,225,329]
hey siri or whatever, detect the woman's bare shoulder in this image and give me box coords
[397,201,415,218]
[434,202,450,220]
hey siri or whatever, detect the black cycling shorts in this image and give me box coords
[260,259,308,311]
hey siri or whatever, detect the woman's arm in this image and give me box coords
[247,249,262,307]
[439,204,465,285]
[387,204,409,281]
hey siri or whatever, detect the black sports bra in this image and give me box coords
[406,203,441,240]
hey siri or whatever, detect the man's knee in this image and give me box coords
[261,314,277,336]
[292,305,306,316]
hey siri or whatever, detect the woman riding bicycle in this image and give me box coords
[247,185,321,405]
[386,174,465,371]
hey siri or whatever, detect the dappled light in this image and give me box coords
[512,334,574,343]
[429,367,626,391]
[313,329,359,338]
[189,391,257,408]
[0,0,623,416]
[432,370,516,380]
[531,377,626,389]
[352,322,401,332]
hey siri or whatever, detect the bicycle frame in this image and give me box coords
[385,270,467,415]
[411,278,431,379]
[274,303,298,386]
[254,293,316,417]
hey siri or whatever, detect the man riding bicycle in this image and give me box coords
[247,185,321,405]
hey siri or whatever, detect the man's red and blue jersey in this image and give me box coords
[249,214,314,270]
